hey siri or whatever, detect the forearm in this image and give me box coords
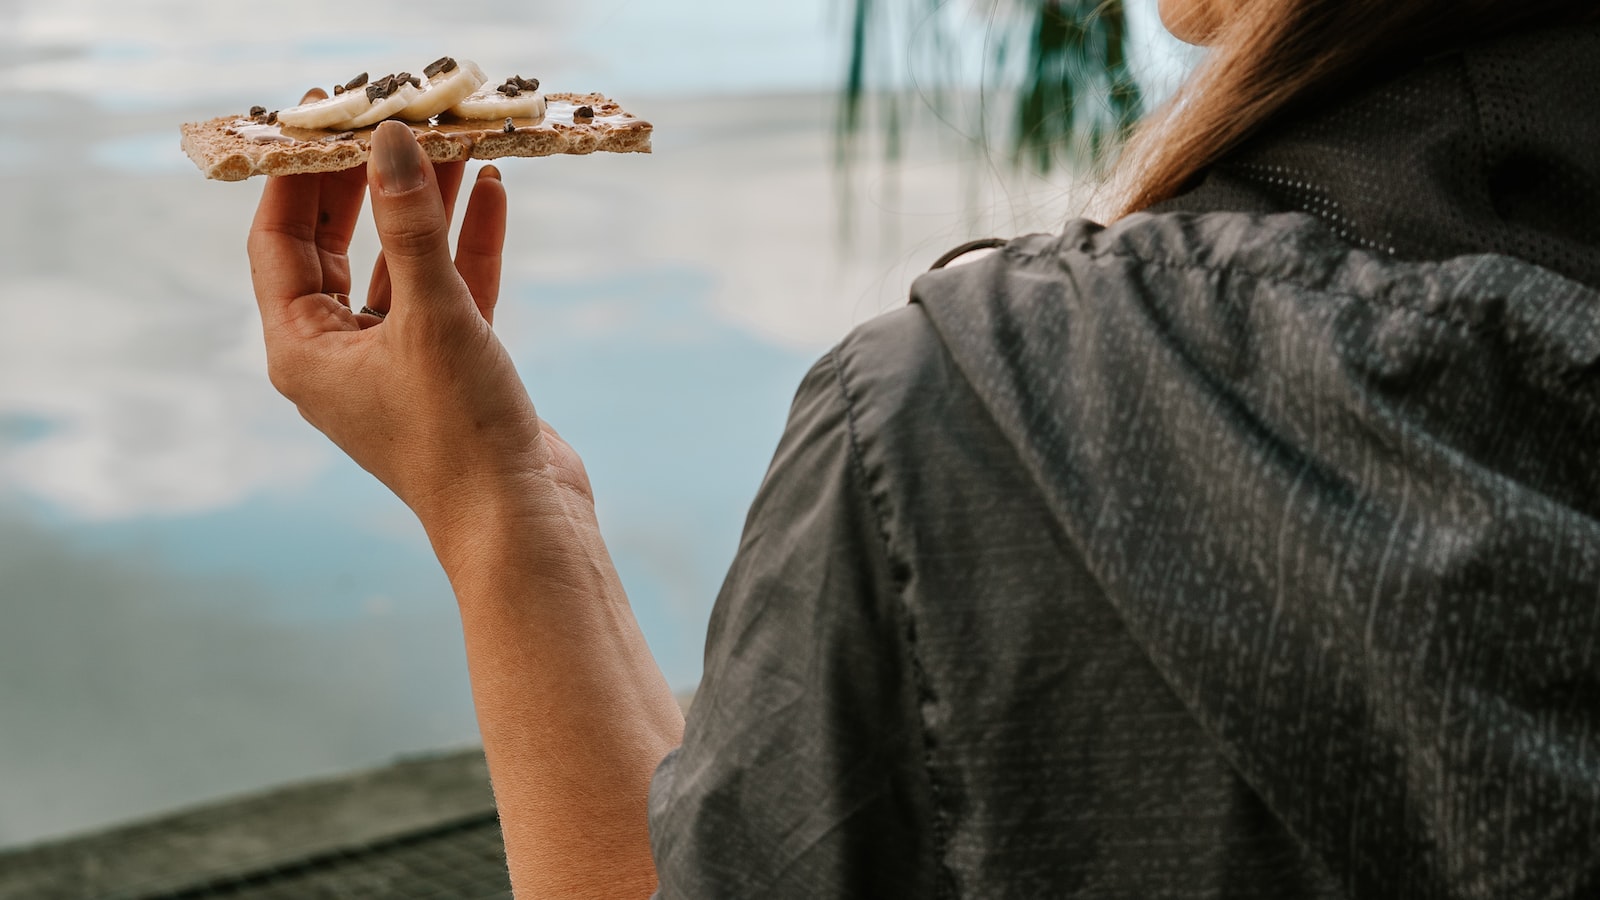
[430,482,684,899]
[248,124,678,897]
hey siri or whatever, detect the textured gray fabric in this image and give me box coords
[649,24,1600,900]
[1149,25,1600,287]
[914,220,1600,899]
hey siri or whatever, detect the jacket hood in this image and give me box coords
[1153,23,1600,290]
[914,23,1600,900]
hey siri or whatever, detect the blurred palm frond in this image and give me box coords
[837,0,1145,174]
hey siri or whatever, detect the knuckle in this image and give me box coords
[381,212,452,262]
[251,220,317,250]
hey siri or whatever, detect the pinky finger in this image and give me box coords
[456,165,508,325]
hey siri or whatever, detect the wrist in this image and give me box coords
[419,472,612,599]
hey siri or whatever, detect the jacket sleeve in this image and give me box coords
[647,347,937,899]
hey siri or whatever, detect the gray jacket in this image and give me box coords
[649,24,1600,900]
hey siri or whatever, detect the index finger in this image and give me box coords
[247,88,369,327]
[248,172,326,327]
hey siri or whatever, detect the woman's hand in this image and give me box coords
[247,116,581,549]
[245,112,681,900]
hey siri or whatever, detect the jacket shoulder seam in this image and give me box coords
[1080,232,1484,335]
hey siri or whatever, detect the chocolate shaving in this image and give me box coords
[366,74,402,102]
[406,74,422,89]
[345,72,369,91]
[249,105,266,118]
[574,105,595,121]
[503,117,515,133]
[497,82,521,97]
[424,56,457,78]
[266,110,278,125]
[514,75,540,92]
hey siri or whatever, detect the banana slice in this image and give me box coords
[448,75,547,123]
[278,72,421,131]
[397,57,488,122]
[347,79,420,128]
[277,72,377,130]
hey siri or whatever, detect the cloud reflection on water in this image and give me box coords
[0,0,1103,850]
[0,88,1077,844]
[0,275,324,520]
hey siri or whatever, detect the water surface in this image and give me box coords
[0,0,1162,848]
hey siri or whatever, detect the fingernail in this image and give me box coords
[480,164,502,182]
[373,121,425,194]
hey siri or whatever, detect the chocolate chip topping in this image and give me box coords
[503,117,515,133]
[574,105,595,121]
[345,72,369,91]
[497,82,521,97]
[333,84,345,95]
[424,56,457,78]
[358,73,417,101]
[514,75,540,92]
[249,105,266,118]
[266,110,278,125]
[365,73,405,102]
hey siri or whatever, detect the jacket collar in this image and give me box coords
[1149,24,1600,289]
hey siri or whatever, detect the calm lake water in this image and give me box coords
[0,0,1186,849]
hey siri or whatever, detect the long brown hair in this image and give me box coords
[1109,0,1600,218]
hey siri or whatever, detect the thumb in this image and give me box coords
[368,120,469,321]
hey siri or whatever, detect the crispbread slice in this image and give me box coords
[180,93,651,181]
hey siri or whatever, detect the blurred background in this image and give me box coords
[0,0,1194,849]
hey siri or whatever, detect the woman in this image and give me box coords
[246,0,1600,896]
